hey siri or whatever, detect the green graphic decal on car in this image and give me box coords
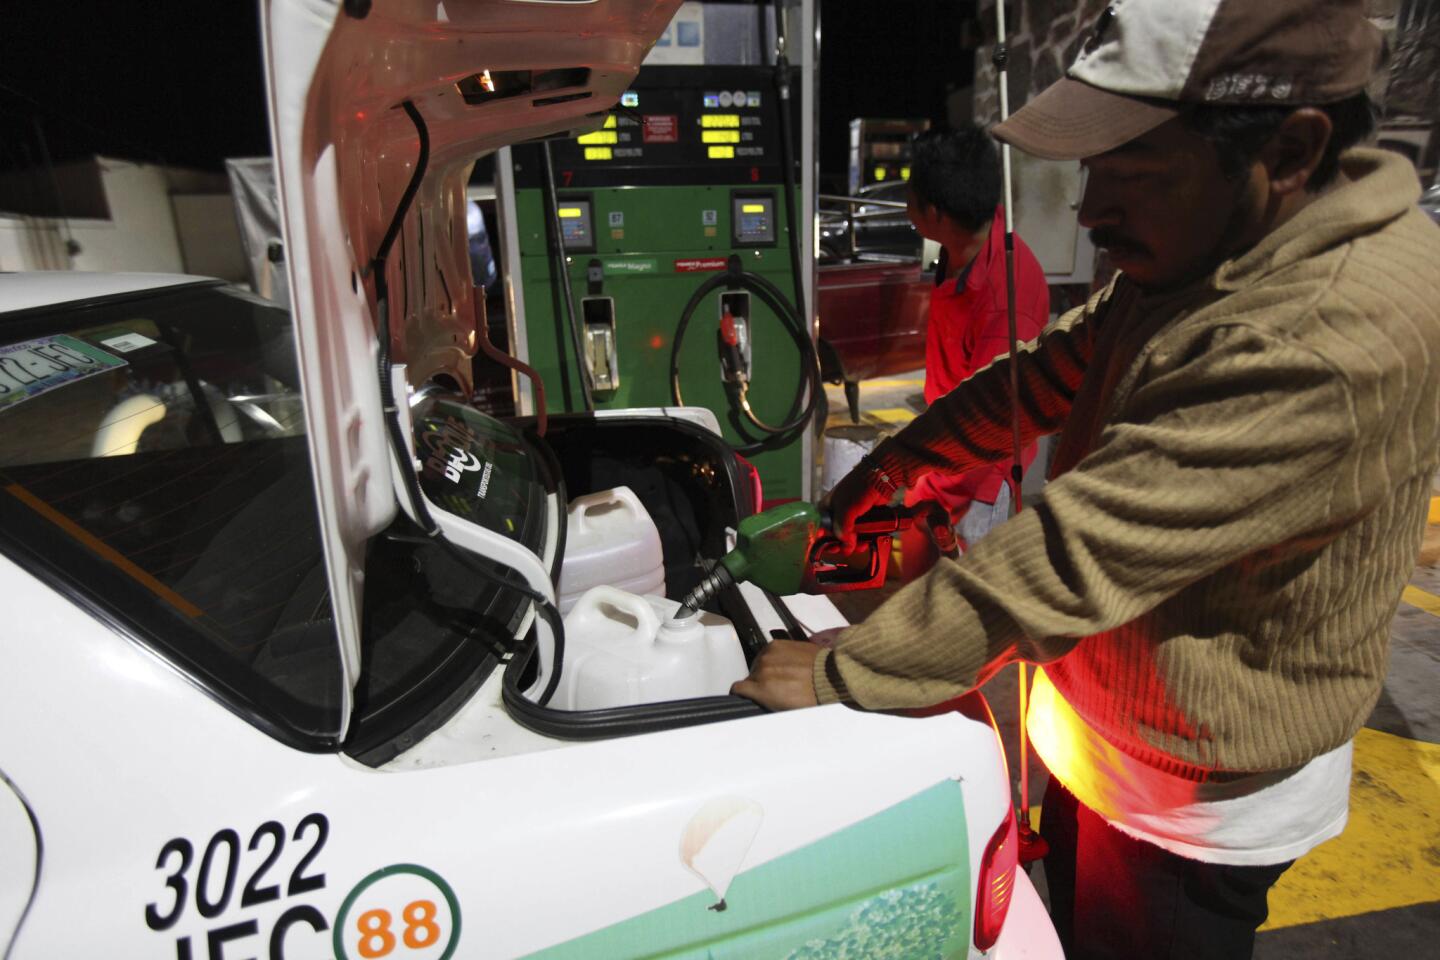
[526,780,971,960]
[783,882,963,960]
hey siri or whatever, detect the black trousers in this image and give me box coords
[1040,778,1293,960]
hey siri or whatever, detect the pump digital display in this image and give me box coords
[512,65,800,189]
[700,113,755,161]
[556,198,595,251]
[575,114,627,160]
[731,193,775,246]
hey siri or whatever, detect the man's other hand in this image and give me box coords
[822,464,892,549]
[731,639,824,711]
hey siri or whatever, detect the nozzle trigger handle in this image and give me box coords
[717,311,746,384]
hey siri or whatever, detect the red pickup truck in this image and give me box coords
[816,182,935,421]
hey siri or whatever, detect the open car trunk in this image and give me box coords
[502,412,794,741]
[263,0,815,762]
[263,0,686,739]
[342,408,796,767]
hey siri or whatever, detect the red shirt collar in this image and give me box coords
[937,206,1006,295]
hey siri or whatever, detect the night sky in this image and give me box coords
[1,1,973,183]
[1,2,272,170]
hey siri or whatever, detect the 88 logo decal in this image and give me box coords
[334,865,461,960]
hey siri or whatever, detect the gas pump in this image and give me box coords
[497,0,819,503]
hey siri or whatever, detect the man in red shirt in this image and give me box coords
[900,127,1051,578]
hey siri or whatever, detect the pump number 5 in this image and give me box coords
[334,865,461,960]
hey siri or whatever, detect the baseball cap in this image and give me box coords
[992,0,1382,161]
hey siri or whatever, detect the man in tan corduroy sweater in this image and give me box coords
[733,1,1440,957]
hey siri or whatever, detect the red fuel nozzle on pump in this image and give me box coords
[717,310,747,385]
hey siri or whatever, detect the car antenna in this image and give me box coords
[993,0,1049,866]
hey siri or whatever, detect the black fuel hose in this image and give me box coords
[770,4,810,359]
[668,257,821,455]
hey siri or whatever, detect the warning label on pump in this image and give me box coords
[643,115,679,143]
[674,258,728,272]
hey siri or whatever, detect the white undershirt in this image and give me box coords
[1026,668,1351,866]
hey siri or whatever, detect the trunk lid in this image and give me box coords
[260,0,680,733]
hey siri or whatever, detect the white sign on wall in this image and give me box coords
[644,1,704,65]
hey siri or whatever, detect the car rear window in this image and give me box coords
[0,283,343,747]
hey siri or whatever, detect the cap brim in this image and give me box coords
[991,78,1180,161]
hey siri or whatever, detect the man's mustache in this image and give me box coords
[1089,228,1147,258]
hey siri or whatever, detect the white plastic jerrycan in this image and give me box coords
[553,586,749,711]
[558,486,666,614]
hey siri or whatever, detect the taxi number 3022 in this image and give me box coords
[145,813,329,960]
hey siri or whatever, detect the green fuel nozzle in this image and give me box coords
[673,500,958,619]
[675,501,824,618]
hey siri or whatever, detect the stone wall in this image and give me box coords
[972,0,1109,127]
[1386,0,1440,119]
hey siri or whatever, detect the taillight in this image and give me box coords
[732,453,764,514]
[973,807,1019,952]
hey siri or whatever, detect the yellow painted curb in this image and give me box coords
[866,408,916,424]
[1262,728,1440,929]
[1402,585,1440,618]
[822,378,924,396]
[858,378,925,388]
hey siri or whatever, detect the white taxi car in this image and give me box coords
[0,2,1061,958]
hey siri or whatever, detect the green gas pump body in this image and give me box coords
[506,65,811,503]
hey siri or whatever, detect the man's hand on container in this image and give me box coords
[731,631,842,710]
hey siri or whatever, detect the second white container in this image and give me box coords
[557,486,666,614]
